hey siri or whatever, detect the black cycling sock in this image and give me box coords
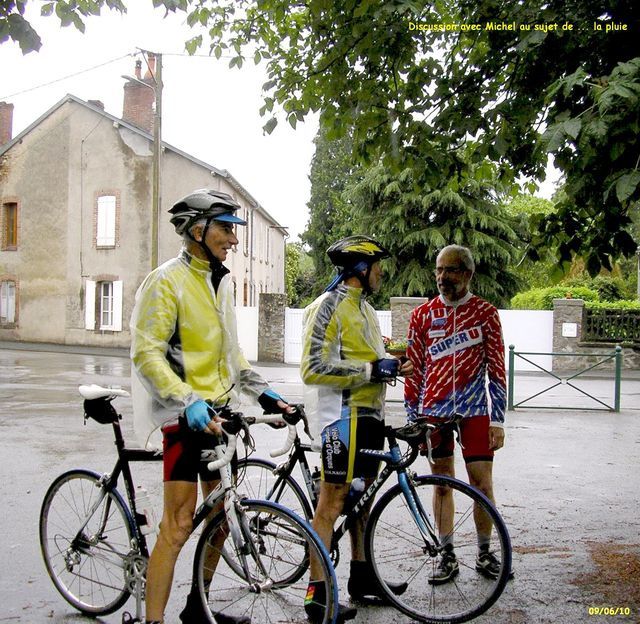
[305,580,327,606]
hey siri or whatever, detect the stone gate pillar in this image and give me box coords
[390,297,428,340]
[552,298,585,371]
[258,293,287,362]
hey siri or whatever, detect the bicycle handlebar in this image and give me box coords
[204,406,309,472]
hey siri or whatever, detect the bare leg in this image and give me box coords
[309,481,349,579]
[465,460,495,541]
[145,481,197,622]
[430,456,455,543]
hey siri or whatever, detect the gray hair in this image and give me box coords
[437,245,475,272]
[185,218,208,240]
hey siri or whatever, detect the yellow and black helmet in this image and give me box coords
[326,235,390,268]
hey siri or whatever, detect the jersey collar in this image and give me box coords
[439,291,473,308]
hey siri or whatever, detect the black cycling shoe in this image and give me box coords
[305,601,357,624]
[179,590,251,624]
[347,560,407,605]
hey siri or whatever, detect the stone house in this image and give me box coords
[0,59,287,348]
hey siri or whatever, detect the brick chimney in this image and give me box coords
[0,101,14,145]
[122,57,155,134]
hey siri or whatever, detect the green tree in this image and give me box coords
[285,242,315,307]
[172,0,639,275]
[503,194,558,289]
[10,1,639,276]
[1,0,129,53]
[301,124,360,297]
[346,157,521,308]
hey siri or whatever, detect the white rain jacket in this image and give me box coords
[130,249,268,450]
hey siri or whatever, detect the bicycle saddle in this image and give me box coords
[79,384,130,400]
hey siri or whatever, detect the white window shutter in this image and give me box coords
[85,280,96,330]
[97,195,116,246]
[112,280,123,331]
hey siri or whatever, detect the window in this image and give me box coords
[0,280,16,324]
[96,195,116,247]
[243,209,249,256]
[265,225,270,264]
[85,279,123,331]
[2,202,17,250]
[100,282,114,328]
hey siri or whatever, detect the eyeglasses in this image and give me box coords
[434,266,465,276]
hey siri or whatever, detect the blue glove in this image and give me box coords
[257,388,288,414]
[371,358,400,382]
[185,400,212,431]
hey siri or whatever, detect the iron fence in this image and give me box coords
[583,308,640,344]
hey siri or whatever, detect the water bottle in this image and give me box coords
[135,487,157,535]
[311,468,321,499]
[342,477,365,515]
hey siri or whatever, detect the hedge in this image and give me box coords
[511,286,600,310]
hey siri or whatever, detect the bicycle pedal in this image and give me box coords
[121,612,142,624]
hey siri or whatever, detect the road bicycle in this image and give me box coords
[39,384,338,624]
[235,412,512,623]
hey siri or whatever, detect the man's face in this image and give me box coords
[367,261,383,293]
[196,221,239,262]
[435,250,472,301]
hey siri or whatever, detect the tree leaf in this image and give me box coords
[263,117,278,134]
[615,171,640,204]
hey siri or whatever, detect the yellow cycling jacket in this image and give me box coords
[300,284,387,435]
[130,249,268,449]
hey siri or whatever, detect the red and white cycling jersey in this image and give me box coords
[404,292,506,425]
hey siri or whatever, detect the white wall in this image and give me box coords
[238,306,554,370]
[236,306,258,361]
[499,310,553,372]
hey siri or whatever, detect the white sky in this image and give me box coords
[1,3,561,242]
[1,3,318,241]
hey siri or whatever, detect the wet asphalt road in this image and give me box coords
[1,345,639,624]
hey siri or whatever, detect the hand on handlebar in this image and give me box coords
[185,400,227,435]
[371,358,400,382]
[258,388,294,416]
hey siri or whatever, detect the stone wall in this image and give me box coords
[390,296,427,341]
[257,293,287,362]
[552,298,634,371]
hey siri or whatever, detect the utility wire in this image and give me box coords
[1,49,243,101]
[1,52,137,100]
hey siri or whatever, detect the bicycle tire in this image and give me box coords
[237,457,313,520]
[39,469,136,616]
[365,474,512,623]
[193,499,339,624]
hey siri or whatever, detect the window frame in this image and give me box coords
[95,192,119,249]
[85,278,123,332]
[0,279,17,326]
[2,201,18,250]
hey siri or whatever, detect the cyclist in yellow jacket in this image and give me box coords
[131,189,291,624]
[300,236,413,621]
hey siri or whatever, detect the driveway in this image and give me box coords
[0,345,638,623]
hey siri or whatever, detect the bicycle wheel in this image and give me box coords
[193,499,338,624]
[237,457,313,520]
[39,469,136,615]
[366,474,511,623]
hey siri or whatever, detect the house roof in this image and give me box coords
[0,94,286,231]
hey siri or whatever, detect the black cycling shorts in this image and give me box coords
[162,419,237,483]
[320,411,385,484]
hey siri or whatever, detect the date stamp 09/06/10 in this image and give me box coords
[588,606,634,617]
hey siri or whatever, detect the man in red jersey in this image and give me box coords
[404,244,508,584]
